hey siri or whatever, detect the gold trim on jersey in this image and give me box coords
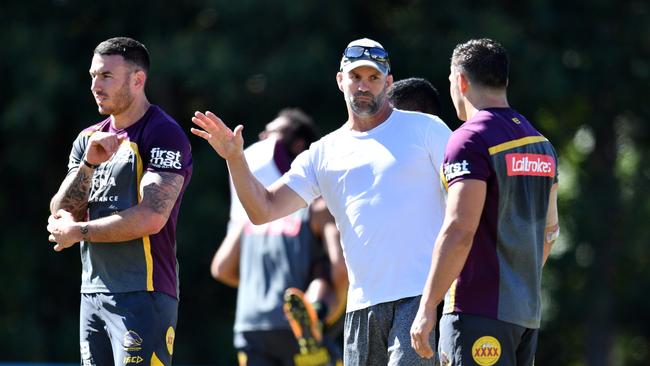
[488,136,548,155]
[131,141,154,292]
[443,279,458,313]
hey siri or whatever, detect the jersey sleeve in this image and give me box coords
[66,132,88,177]
[280,145,321,206]
[142,122,192,179]
[442,128,492,187]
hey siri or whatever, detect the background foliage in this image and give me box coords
[1,0,648,365]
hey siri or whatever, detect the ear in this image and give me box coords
[458,72,469,94]
[133,70,147,89]
[336,72,344,92]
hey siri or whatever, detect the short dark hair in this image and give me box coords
[277,108,319,147]
[388,77,441,115]
[94,37,150,73]
[451,38,508,89]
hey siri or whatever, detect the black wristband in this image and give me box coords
[82,158,100,169]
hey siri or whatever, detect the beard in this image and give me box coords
[97,76,134,116]
[349,88,387,117]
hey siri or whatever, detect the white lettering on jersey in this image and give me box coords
[443,160,471,181]
[150,147,182,169]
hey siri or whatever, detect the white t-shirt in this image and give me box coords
[281,109,452,312]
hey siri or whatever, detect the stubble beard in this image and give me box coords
[349,89,387,117]
[97,76,134,116]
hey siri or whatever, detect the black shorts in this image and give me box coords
[438,313,538,366]
[80,291,178,366]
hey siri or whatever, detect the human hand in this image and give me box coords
[47,209,82,251]
[190,111,244,161]
[85,132,126,166]
[410,303,437,359]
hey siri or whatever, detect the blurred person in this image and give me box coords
[410,38,559,366]
[388,77,442,116]
[211,108,347,366]
[47,37,192,366]
[388,76,445,348]
[191,38,451,366]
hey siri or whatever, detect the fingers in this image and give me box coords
[233,124,244,138]
[410,318,435,359]
[190,127,211,140]
[410,330,434,359]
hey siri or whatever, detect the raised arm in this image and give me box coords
[47,171,184,251]
[50,131,125,219]
[191,111,306,223]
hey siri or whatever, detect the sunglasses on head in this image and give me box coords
[343,46,390,63]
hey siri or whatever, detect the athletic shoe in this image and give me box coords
[283,287,323,354]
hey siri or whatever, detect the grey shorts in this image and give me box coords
[438,313,538,366]
[80,291,178,366]
[344,296,437,366]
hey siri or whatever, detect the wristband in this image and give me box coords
[82,158,100,169]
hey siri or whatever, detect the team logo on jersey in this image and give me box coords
[471,336,501,365]
[443,160,471,181]
[123,330,143,351]
[150,147,183,169]
[505,153,555,177]
[166,326,175,355]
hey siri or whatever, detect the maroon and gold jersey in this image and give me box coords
[67,105,192,299]
[441,108,557,328]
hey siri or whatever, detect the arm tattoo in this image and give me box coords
[55,168,93,220]
[141,172,185,217]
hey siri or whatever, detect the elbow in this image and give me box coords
[247,211,272,225]
[211,263,238,287]
[142,213,168,235]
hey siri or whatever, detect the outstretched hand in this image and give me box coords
[191,111,245,161]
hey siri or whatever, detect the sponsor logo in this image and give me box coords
[150,147,182,169]
[511,117,521,124]
[124,356,143,364]
[92,176,117,190]
[80,341,94,366]
[89,195,120,203]
[443,160,471,181]
[505,153,555,177]
[472,336,501,366]
[123,330,143,351]
[166,326,175,355]
[112,147,135,164]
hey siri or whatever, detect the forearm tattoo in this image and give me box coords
[141,172,184,216]
[57,168,92,220]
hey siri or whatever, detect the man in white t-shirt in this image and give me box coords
[191,38,451,365]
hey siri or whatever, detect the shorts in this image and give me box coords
[80,291,178,366]
[344,296,437,366]
[438,313,538,366]
[235,330,342,366]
